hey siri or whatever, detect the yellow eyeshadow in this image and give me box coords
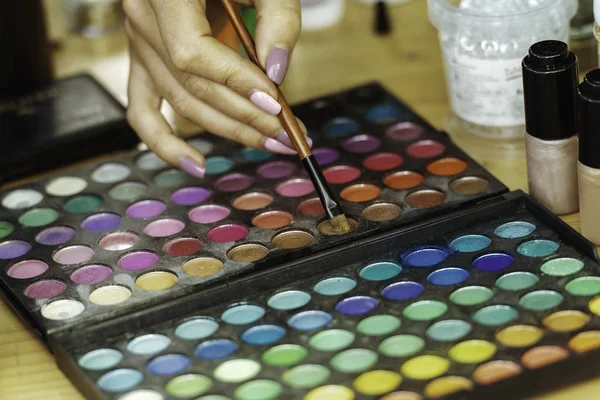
[425,376,474,399]
[496,325,543,348]
[353,370,402,395]
[449,340,497,364]
[401,355,450,380]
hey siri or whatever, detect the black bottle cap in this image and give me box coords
[522,40,578,140]
[578,69,600,169]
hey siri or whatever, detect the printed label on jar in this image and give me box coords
[443,52,525,127]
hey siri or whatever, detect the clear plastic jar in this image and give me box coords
[428,0,577,160]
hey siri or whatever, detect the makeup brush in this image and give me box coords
[219,0,351,234]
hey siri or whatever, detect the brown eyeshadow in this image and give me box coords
[297,198,326,216]
[317,218,359,236]
[361,203,403,222]
[232,192,273,211]
[472,361,522,385]
[271,230,314,249]
[181,257,224,277]
[383,171,424,190]
[521,346,569,369]
[340,184,382,202]
[450,176,490,195]
[252,210,294,229]
[405,190,447,208]
[227,243,269,262]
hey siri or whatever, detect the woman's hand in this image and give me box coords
[124,0,305,178]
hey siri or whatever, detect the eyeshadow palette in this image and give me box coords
[0,82,507,338]
[51,192,600,400]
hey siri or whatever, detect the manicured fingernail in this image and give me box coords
[264,138,297,155]
[179,156,205,178]
[277,131,313,150]
[250,90,282,115]
[266,47,289,85]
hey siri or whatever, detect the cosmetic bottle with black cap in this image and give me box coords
[522,40,579,215]
[578,69,600,245]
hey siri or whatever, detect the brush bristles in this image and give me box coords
[330,214,352,234]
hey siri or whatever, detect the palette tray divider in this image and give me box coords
[50,190,538,350]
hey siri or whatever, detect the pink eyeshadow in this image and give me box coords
[118,251,159,270]
[70,264,113,284]
[189,205,231,224]
[406,140,446,158]
[53,245,95,265]
[24,279,66,299]
[8,260,49,279]
[207,224,249,243]
[276,179,315,197]
[143,219,185,237]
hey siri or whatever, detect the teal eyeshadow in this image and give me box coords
[495,272,539,291]
[97,369,144,392]
[426,320,472,342]
[78,349,123,371]
[519,290,564,311]
[359,262,402,281]
[205,157,235,175]
[313,277,356,296]
[268,291,312,310]
[517,240,560,257]
[473,305,519,326]
[175,318,219,340]
[494,221,536,238]
[242,148,274,162]
[449,235,492,252]
[221,304,265,325]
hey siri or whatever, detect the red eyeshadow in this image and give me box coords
[406,140,446,158]
[363,153,404,171]
[163,237,204,256]
[323,166,361,184]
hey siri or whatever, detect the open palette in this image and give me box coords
[1,83,599,399]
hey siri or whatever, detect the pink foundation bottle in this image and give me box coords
[522,40,579,215]
[577,69,600,245]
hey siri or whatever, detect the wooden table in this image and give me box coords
[0,0,590,398]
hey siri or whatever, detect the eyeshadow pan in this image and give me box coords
[215,173,254,192]
[335,296,378,316]
[53,245,94,264]
[297,198,326,216]
[363,153,404,171]
[252,210,294,229]
[276,179,315,197]
[268,290,311,310]
[312,148,340,165]
[403,300,447,321]
[450,286,494,306]
[205,156,234,175]
[0,240,31,260]
[24,279,66,299]
[472,361,522,385]
[354,370,402,395]
[565,276,600,296]
[309,329,355,352]
[81,212,122,232]
[181,257,224,277]
[127,334,172,355]
[343,135,382,153]
[381,281,424,301]
[330,348,378,373]
[175,317,219,340]
[46,176,87,196]
[92,163,131,183]
[494,221,536,238]
[521,346,569,369]
[163,237,203,256]
[78,348,123,371]
[257,161,297,179]
[449,235,491,252]
[8,260,49,279]
[406,140,446,158]
[365,103,403,123]
[518,290,563,311]
[19,208,59,227]
[405,190,447,208]
[540,258,584,276]
[222,304,265,325]
[227,243,269,262]
[35,226,77,245]
[109,182,148,201]
[517,239,560,257]
[118,251,159,270]
[472,252,515,271]
[0,221,14,239]
[448,340,496,364]
[272,230,314,249]
[195,339,238,360]
[356,315,401,336]
[359,262,402,281]
[543,310,591,332]
[41,299,85,320]
[143,219,185,237]
[380,392,423,400]
[213,359,261,383]
[427,268,469,286]
[288,310,333,331]
[165,374,212,398]
[146,354,191,376]
[97,369,143,393]
[136,271,178,291]
[232,192,273,210]
[450,176,490,195]
[136,152,168,171]
[323,117,360,137]
[401,355,450,380]
[385,122,424,141]
[235,380,282,400]
[120,390,164,400]
[189,204,230,224]
[2,189,43,209]
[283,364,330,389]
[241,325,286,346]
[70,264,113,285]
[495,271,539,291]
[241,148,273,162]
[154,169,188,188]
[402,247,448,267]
[378,335,424,358]
[340,184,381,202]
[426,320,472,342]
[383,171,425,190]
[314,277,356,296]
[323,166,361,184]
[472,305,518,326]
[207,224,249,243]
[171,187,211,206]
[89,285,132,305]
[425,376,473,399]
[98,231,140,251]
[317,218,359,235]
[495,325,543,348]
[126,200,167,219]
[426,158,468,176]
[188,138,214,155]
[569,331,600,353]
[305,385,355,400]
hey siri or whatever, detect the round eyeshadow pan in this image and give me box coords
[426,158,468,176]
[46,176,88,196]
[305,385,355,400]
[450,286,494,306]
[163,237,203,256]
[450,176,490,195]
[317,218,359,236]
[136,271,178,291]
[80,213,122,232]
[472,305,518,326]
[195,339,239,360]
[313,277,356,296]
[70,264,113,285]
[354,370,403,396]
[381,281,424,301]
[356,314,401,336]
[2,189,43,209]
[427,268,469,286]
[424,377,473,398]
[323,166,361,184]
[448,340,497,364]
[383,171,424,190]
[24,279,66,299]
[215,173,254,192]
[403,247,448,267]
[213,359,261,383]
[40,299,85,320]
[252,210,294,229]
[272,230,314,249]
[343,135,382,153]
[19,208,59,227]
[276,179,315,197]
[312,148,340,166]
[181,257,224,277]
[117,251,159,270]
[385,122,424,141]
[188,139,214,155]
[521,346,569,369]
[136,152,168,170]
[171,187,211,206]
[232,192,273,211]
[406,140,446,158]
[89,285,132,305]
[126,200,166,219]
[359,262,402,281]
[143,219,185,237]
[363,153,404,171]
[283,364,330,389]
[120,391,164,400]
[221,304,265,325]
[268,290,311,310]
[189,205,230,224]
[449,235,492,252]
[330,349,378,373]
[79,348,123,371]
[540,258,585,276]
[92,163,131,183]
[257,161,297,179]
[146,354,191,376]
[565,277,600,296]
[569,331,600,353]
[127,334,172,355]
[403,300,447,321]
[205,156,234,175]
[109,182,148,202]
[0,221,14,240]
[426,320,472,342]
[97,369,143,393]
[365,103,403,123]
[7,260,49,279]
[323,117,360,137]
[335,296,379,316]
[52,244,94,264]
[473,252,515,271]
[517,239,560,257]
[241,325,286,345]
[175,317,219,340]
[495,272,539,291]
[361,203,403,222]
[241,148,273,162]
[405,190,447,208]
[472,361,522,385]
[340,184,381,202]
[235,380,282,400]
[0,240,32,260]
[309,329,355,352]
[227,243,269,262]
[401,355,450,380]
[519,290,564,311]
[297,198,326,216]
[207,224,249,243]
[35,226,77,246]
[288,310,333,331]
[496,325,544,348]
[165,374,213,398]
[494,221,536,238]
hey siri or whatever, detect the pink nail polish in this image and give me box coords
[250,91,282,115]
[179,156,205,178]
[277,131,313,150]
[266,47,289,85]
[264,138,298,155]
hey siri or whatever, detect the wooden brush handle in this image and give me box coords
[219,0,312,159]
